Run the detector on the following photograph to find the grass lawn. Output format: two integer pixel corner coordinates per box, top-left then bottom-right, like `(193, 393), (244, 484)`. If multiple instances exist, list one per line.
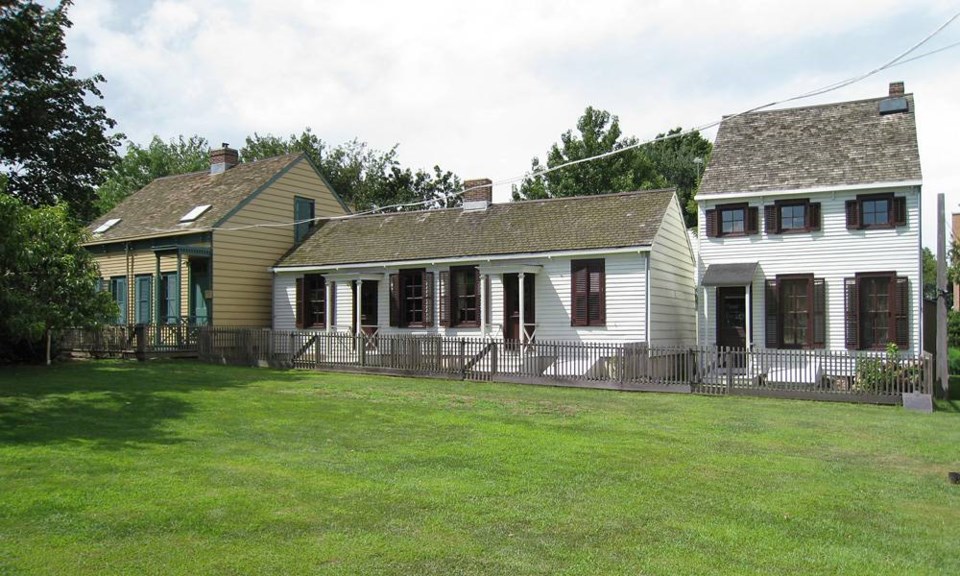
(0, 362), (958, 575)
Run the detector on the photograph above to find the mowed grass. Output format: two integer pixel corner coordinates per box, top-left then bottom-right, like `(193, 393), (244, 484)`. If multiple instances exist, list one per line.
(0, 362), (957, 575)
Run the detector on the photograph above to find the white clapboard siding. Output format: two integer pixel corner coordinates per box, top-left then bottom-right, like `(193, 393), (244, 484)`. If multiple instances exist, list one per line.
(697, 186), (921, 352)
(649, 195), (698, 346)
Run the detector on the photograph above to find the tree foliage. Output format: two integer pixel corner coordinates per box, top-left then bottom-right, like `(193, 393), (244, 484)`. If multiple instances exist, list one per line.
(96, 135), (210, 214)
(241, 129), (461, 212)
(0, 0), (120, 222)
(0, 193), (115, 363)
(512, 107), (711, 227)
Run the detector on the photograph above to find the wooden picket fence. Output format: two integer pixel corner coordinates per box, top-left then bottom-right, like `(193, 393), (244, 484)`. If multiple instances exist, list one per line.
(192, 327), (933, 405)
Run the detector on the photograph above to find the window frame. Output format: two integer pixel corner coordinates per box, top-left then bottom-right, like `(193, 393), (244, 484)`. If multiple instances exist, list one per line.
(705, 203), (759, 238)
(719, 203), (747, 237)
(571, 259), (606, 327)
(293, 196), (316, 243)
(449, 265), (479, 328)
(765, 274), (825, 349)
(303, 274), (327, 329)
(844, 272), (910, 350)
(110, 276), (128, 325)
(846, 193), (906, 230)
(392, 269), (433, 329)
(159, 272), (179, 325)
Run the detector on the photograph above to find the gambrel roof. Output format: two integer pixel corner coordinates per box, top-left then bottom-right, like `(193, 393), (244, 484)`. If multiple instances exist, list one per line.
(86, 153), (310, 243)
(277, 189), (676, 268)
(699, 94), (921, 196)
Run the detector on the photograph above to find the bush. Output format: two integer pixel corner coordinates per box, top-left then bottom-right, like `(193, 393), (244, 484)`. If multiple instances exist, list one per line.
(949, 310), (960, 348)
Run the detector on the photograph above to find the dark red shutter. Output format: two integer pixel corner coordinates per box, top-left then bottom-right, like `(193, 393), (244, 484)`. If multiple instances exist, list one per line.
(295, 277), (304, 328)
(439, 270), (450, 327)
(893, 197), (907, 227)
(764, 205), (778, 235)
(389, 273), (399, 327)
(746, 207), (759, 235)
(808, 202), (821, 232)
(812, 278), (825, 348)
(765, 279), (778, 348)
(894, 276), (909, 348)
(590, 261), (605, 325)
(484, 274), (491, 325)
(844, 277), (859, 349)
(571, 262), (588, 326)
(329, 282), (336, 327)
(705, 209), (717, 238)
(845, 200), (859, 229)
(423, 271), (434, 327)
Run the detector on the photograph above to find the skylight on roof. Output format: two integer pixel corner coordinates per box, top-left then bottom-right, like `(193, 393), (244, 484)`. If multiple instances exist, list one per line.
(180, 204), (212, 223)
(93, 218), (120, 234)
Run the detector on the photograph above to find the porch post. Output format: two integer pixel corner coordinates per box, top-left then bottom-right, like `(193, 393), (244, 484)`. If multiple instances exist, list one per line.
(176, 250), (183, 322)
(479, 273), (487, 335)
(355, 280), (363, 336)
(325, 280), (333, 333)
(745, 283), (752, 348)
(518, 272), (526, 345)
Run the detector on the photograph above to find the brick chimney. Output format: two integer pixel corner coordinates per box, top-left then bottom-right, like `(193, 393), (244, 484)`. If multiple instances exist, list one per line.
(889, 81), (905, 97)
(210, 143), (239, 174)
(462, 178), (492, 210)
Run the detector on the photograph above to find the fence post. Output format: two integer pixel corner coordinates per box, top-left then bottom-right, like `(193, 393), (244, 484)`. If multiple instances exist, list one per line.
(490, 341), (499, 378)
(134, 324), (146, 362)
(459, 338), (467, 379)
(725, 349), (733, 395)
(359, 334), (367, 367)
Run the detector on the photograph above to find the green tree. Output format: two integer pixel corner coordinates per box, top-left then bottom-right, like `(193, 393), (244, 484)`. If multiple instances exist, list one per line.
(242, 129), (460, 212)
(96, 135), (210, 214)
(0, 193), (115, 364)
(512, 107), (711, 227)
(642, 127), (712, 227)
(0, 0), (120, 222)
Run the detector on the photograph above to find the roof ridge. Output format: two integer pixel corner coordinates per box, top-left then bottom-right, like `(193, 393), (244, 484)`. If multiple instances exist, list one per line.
(145, 151), (303, 183)
(722, 93), (914, 119)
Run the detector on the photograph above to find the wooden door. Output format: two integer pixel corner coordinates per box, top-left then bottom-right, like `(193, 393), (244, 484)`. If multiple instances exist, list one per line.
(716, 286), (747, 349)
(503, 274), (535, 343)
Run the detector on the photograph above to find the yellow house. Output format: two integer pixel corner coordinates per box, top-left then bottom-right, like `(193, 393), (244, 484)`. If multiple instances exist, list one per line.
(85, 145), (348, 327)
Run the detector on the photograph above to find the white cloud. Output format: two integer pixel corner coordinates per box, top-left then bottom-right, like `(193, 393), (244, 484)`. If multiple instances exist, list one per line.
(63, 0), (960, 243)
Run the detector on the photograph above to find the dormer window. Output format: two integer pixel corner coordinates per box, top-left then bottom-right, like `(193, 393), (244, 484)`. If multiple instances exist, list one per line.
(180, 205), (211, 223)
(93, 218), (120, 234)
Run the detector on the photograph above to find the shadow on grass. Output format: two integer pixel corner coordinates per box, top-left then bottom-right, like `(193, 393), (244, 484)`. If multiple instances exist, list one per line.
(936, 375), (960, 413)
(0, 360), (308, 449)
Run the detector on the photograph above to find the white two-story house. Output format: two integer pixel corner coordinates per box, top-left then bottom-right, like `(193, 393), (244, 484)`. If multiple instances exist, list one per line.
(696, 82), (922, 353)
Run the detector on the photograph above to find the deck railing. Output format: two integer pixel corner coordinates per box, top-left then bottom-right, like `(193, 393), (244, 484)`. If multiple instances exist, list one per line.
(190, 328), (933, 404)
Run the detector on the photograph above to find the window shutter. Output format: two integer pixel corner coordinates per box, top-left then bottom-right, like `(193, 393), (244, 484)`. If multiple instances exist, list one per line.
(484, 274), (491, 325)
(295, 277), (304, 329)
(389, 273), (399, 327)
(571, 263), (588, 326)
(704, 209), (717, 238)
(765, 279), (778, 348)
(764, 205), (778, 234)
(893, 197), (907, 227)
(812, 278), (826, 348)
(844, 277), (859, 349)
(330, 282), (336, 327)
(808, 202), (821, 232)
(894, 276), (909, 348)
(845, 200), (859, 229)
(590, 262), (606, 325)
(746, 207), (759, 235)
(439, 270), (450, 327)
(423, 271), (434, 327)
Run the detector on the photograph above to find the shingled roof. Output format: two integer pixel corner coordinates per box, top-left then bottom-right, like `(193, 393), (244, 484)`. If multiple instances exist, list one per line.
(699, 93), (921, 196)
(86, 153), (304, 243)
(278, 189), (675, 268)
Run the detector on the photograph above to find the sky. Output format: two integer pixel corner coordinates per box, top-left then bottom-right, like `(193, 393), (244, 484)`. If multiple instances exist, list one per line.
(60, 0), (960, 249)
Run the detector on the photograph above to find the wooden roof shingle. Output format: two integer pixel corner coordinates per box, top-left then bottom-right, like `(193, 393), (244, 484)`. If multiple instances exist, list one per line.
(278, 189), (676, 268)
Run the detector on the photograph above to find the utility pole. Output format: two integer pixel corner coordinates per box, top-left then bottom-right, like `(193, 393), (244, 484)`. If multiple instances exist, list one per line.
(937, 193), (948, 397)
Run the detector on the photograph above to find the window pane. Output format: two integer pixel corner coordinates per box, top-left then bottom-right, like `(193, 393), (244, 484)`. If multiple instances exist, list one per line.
(861, 199), (889, 226)
(403, 271), (424, 325)
(453, 268), (477, 324)
(721, 208), (744, 234)
(780, 278), (809, 346)
(780, 205), (806, 230)
(860, 276), (890, 347)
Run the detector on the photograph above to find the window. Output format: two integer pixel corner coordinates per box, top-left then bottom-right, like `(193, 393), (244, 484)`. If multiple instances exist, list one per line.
(844, 273), (909, 350)
(295, 274), (331, 329)
(110, 277), (128, 324)
(135, 275), (152, 324)
(179, 205), (211, 223)
(704, 204), (759, 237)
(93, 218), (120, 234)
(389, 269), (434, 328)
(845, 194), (907, 230)
(571, 259), (605, 326)
(764, 200), (821, 234)
(765, 275), (825, 349)
(440, 266), (479, 327)
(294, 196), (315, 243)
(159, 272), (178, 325)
